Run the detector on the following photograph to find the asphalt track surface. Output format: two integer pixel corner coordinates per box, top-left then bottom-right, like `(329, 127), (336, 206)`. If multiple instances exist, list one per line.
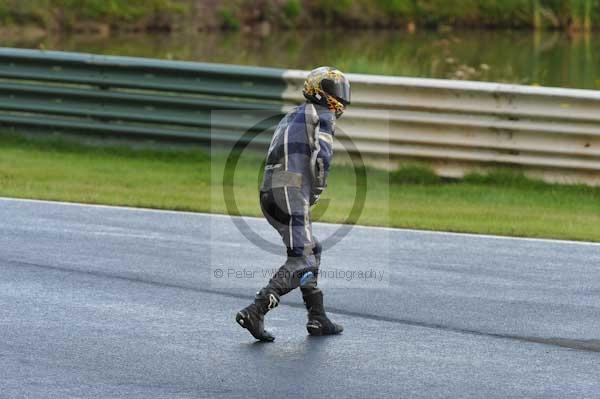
(1, 197), (599, 398)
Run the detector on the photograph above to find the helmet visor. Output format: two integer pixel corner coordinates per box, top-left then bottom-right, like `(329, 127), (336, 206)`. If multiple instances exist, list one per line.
(321, 78), (351, 105)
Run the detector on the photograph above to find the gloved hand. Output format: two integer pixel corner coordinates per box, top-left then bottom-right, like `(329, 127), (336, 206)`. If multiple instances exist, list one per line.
(310, 193), (320, 206)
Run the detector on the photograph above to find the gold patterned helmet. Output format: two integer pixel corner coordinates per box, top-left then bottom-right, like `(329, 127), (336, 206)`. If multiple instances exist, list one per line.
(303, 66), (351, 118)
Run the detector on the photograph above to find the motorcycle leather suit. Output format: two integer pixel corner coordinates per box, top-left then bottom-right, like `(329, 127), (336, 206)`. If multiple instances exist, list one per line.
(258, 101), (335, 296)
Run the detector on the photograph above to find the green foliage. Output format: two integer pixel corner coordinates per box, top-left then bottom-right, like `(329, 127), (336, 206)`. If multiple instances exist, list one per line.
(283, 0), (302, 20)
(0, 0), (51, 26)
(62, 0), (184, 22)
(464, 168), (549, 189)
(375, 0), (413, 15)
(476, 0), (533, 27)
(1, 0), (600, 30)
(0, 0), (183, 29)
(0, 2), (9, 21)
(299, 0), (600, 30)
(309, 0), (353, 23)
(217, 7), (240, 30)
(391, 164), (441, 185)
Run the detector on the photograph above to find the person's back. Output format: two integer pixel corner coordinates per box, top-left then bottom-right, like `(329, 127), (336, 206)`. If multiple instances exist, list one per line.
(236, 66), (350, 342)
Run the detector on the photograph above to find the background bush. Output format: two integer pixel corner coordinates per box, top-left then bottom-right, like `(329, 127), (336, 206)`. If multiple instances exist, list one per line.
(1, 0), (599, 31)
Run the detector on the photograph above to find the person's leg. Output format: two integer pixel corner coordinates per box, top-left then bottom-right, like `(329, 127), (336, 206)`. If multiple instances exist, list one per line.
(259, 188), (318, 296)
(236, 191), (285, 342)
(299, 230), (343, 336)
(259, 191), (342, 336)
(300, 278), (343, 336)
(236, 189), (317, 341)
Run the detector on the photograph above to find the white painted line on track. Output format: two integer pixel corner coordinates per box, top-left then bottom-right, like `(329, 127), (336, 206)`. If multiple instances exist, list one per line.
(1, 196), (598, 247)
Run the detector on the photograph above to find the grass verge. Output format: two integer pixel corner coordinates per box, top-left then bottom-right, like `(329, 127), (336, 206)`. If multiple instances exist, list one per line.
(1, 131), (599, 242)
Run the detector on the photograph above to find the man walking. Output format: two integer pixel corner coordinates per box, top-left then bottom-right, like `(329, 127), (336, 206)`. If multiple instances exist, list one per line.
(236, 67), (351, 342)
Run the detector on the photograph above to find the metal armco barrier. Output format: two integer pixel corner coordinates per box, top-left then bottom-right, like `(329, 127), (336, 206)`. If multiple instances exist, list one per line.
(0, 48), (286, 146)
(1, 48), (600, 185)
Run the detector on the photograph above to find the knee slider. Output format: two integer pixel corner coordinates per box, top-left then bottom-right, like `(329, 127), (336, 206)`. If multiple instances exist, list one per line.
(299, 271), (317, 288)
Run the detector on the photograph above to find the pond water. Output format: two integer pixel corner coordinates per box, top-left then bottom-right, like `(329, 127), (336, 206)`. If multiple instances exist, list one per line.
(2, 29), (599, 90)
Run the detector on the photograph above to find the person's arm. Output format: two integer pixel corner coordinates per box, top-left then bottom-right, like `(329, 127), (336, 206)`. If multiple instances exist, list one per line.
(310, 110), (335, 206)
